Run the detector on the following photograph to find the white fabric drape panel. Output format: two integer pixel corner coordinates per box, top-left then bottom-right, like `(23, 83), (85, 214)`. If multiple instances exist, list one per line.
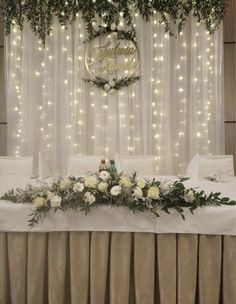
(0, 232), (236, 304)
(6, 16), (224, 175)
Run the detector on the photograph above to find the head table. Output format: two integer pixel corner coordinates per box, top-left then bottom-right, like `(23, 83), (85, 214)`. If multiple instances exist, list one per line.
(0, 175), (235, 304)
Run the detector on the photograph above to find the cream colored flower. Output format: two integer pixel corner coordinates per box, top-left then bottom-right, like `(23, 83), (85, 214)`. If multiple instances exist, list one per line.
(84, 192), (96, 205)
(47, 191), (54, 199)
(110, 23), (117, 31)
(184, 190), (195, 203)
(99, 171), (110, 181)
(137, 179), (146, 189)
(110, 185), (122, 196)
(50, 195), (62, 208)
(73, 182), (84, 193)
(104, 83), (111, 91)
(133, 187), (143, 199)
(33, 196), (46, 208)
(119, 177), (133, 188)
(98, 182), (108, 192)
(147, 186), (160, 200)
(109, 80), (116, 88)
(84, 176), (98, 188)
(59, 177), (72, 190)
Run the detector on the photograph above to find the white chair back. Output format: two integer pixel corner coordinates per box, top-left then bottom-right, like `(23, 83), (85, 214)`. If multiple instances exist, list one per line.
(0, 156), (33, 176)
(67, 155), (104, 175)
(120, 156), (157, 175)
(186, 154), (235, 179)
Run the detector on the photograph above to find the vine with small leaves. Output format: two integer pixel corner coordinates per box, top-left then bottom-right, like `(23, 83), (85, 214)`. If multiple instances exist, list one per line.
(1, 0), (228, 45)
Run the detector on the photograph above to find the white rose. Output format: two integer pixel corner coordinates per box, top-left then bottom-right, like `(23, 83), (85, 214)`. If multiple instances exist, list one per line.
(92, 21), (99, 31)
(184, 190), (195, 203)
(50, 195), (62, 208)
(160, 181), (172, 193)
(133, 187), (143, 199)
(119, 177), (133, 188)
(84, 192), (96, 205)
(104, 83), (111, 91)
(109, 80), (116, 88)
(98, 182), (108, 192)
(110, 185), (122, 196)
(73, 182), (84, 193)
(59, 177), (72, 190)
(137, 179), (146, 189)
(84, 176), (98, 188)
(109, 89), (116, 94)
(147, 186), (160, 200)
(99, 170), (110, 181)
(110, 23), (117, 31)
(32, 196), (46, 208)
(47, 191), (54, 199)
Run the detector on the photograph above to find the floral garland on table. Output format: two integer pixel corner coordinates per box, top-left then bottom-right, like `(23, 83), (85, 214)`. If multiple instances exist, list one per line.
(1, 171), (236, 228)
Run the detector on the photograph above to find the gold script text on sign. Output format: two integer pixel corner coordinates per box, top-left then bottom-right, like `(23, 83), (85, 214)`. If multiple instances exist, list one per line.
(85, 34), (140, 78)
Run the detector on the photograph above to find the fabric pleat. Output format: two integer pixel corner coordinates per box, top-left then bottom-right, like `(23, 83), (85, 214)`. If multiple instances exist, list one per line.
(70, 232), (90, 304)
(48, 232), (68, 304)
(7, 233), (27, 304)
(134, 233), (155, 304)
(27, 233), (47, 304)
(223, 235), (236, 304)
(90, 232), (110, 304)
(157, 234), (177, 304)
(177, 234), (198, 304)
(199, 235), (222, 304)
(0, 233), (9, 304)
(110, 232), (132, 304)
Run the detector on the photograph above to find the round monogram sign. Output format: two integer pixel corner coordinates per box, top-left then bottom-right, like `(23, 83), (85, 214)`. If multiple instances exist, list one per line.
(85, 32), (140, 89)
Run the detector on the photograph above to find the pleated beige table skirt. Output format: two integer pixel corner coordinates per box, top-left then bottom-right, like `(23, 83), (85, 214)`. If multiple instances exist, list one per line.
(0, 232), (236, 304)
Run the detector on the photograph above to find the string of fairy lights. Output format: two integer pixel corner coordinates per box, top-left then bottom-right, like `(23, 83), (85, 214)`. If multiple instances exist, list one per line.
(5, 14), (223, 175)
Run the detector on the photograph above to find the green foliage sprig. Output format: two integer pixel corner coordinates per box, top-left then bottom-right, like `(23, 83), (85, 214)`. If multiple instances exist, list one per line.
(84, 76), (140, 92)
(1, 0), (228, 44)
(1, 172), (235, 228)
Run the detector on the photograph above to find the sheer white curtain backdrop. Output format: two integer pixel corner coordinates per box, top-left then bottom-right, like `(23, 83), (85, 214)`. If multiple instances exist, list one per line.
(5, 15), (224, 176)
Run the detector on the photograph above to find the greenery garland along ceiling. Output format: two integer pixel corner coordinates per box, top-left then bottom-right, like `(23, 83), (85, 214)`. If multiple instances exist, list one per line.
(1, 0), (228, 91)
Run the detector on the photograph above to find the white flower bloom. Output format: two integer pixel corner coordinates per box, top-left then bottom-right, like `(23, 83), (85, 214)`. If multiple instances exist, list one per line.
(109, 80), (116, 88)
(184, 190), (195, 203)
(73, 182), (84, 193)
(99, 170), (110, 181)
(84, 192), (96, 205)
(47, 191), (54, 199)
(104, 83), (111, 91)
(116, 24), (122, 31)
(110, 23), (117, 31)
(110, 185), (122, 196)
(133, 187), (143, 199)
(84, 176), (98, 188)
(92, 21), (99, 31)
(98, 182), (108, 192)
(33, 196), (46, 208)
(119, 177), (133, 188)
(50, 195), (62, 208)
(137, 179), (146, 189)
(59, 177), (72, 190)
(160, 181), (172, 193)
(147, 186), (160, 200)
(109, 89), (116, 94)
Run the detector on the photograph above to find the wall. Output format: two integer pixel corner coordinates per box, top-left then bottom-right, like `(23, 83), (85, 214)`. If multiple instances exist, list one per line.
(224, 0), (236, 170)
(0, 3), (235, 166)
(0, 6), (6, 155)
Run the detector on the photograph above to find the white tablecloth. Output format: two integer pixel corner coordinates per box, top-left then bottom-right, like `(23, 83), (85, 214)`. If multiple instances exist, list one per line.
(0, 175), (236, 234)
